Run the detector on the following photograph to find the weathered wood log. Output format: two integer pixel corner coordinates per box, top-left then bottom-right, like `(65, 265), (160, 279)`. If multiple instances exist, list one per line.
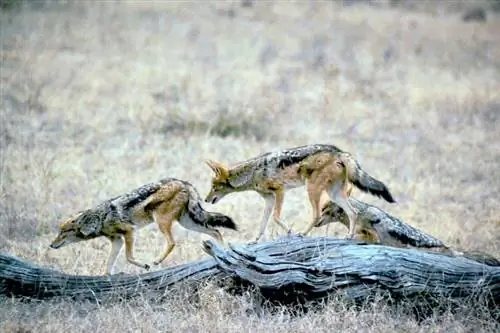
(0, 254), (227, 301)
(203, 236), (500, 309)
(2, 235), (499, 313)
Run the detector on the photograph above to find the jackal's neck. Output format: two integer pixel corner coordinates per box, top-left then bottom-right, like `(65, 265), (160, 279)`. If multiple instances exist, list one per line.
(75, 208), (107, 238)
(229, 160), (255, 176)
(225, 163), (256, 190)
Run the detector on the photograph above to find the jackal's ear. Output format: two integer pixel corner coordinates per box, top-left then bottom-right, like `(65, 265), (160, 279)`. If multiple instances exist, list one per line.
(205, 159), (229, 179)
(78, 213), (101, 237)
(80, 221), (99, 236)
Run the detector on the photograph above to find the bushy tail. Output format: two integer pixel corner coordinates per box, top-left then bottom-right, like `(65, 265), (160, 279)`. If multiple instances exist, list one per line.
(206, 212), (238, 231)
(186, 186), (237, 231)
(339, 153), (396, 203)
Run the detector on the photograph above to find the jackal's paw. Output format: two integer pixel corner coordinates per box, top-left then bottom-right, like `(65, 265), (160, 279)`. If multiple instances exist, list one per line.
(344, 233), (355, 240)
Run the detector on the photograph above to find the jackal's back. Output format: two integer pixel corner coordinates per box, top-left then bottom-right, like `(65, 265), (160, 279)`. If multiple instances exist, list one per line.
(370, 209), (445, 248)
(273, 144), (343, 170)
(110, 178), (180, 221)
(349, 198), (445, 248)
(231, 144), (343, 183)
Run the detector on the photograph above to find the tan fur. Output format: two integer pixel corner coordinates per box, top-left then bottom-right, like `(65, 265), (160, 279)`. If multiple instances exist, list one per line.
(298, 152), (357, 237)
(355, 228), (381, 244)
(205, 160), (301, 242)
(50, 178), (236, 275)
(204, 144), (394, 243)
(316, 201), (383, 245)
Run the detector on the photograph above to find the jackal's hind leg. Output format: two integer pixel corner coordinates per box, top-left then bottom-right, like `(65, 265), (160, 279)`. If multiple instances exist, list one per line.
(123, 229), (151, 271)
(105, 236), (124, 275)
(153, 215), (176, 266)
(328, 181), (358, 240)
(300, 181), (324, 236)
(272, 189), (293, 236)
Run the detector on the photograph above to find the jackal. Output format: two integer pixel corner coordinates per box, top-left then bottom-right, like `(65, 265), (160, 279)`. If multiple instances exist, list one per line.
(50, 178), (237, 275)
(316, 197), (447, 250)
(316, 198), (500, 266)
(204, 144), (395, 242)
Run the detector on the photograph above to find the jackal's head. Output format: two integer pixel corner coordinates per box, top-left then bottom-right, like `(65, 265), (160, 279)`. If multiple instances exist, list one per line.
(316, 201), (345, 228)
(49, 210), (100, 249)
(204, 159), (233, 204)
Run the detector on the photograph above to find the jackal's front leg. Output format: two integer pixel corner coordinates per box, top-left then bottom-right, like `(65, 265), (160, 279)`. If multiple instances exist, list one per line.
(105, 236), (124, 275)
(153, 214), (177, 266)
(123, 229), (151, 271)
(252, 194), (275, 243)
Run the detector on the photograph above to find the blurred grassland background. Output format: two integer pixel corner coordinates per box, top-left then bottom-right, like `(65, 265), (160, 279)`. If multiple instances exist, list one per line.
(1, 0), (499, 332)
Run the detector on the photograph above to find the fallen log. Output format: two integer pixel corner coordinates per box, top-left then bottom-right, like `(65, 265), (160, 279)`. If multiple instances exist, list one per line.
(0, 254), (226, 302)
(203, 236), (500, 314)
(1, 236), (499, 311)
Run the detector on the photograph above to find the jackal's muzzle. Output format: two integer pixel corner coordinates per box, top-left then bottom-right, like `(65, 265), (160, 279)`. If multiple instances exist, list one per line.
(205, 195), (220, 204)
(204, 190), (222, 204)
(49, 239), (65, 249)
(315, 215), (332, 228)
(49, 232), (74, 249)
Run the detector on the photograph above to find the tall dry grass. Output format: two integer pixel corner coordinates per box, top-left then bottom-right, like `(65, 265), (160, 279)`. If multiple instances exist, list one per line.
(1, 0), (499, 332)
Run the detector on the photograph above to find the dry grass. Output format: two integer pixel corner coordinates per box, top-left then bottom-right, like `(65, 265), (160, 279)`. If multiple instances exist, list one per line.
(1, 0), (499, 331)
